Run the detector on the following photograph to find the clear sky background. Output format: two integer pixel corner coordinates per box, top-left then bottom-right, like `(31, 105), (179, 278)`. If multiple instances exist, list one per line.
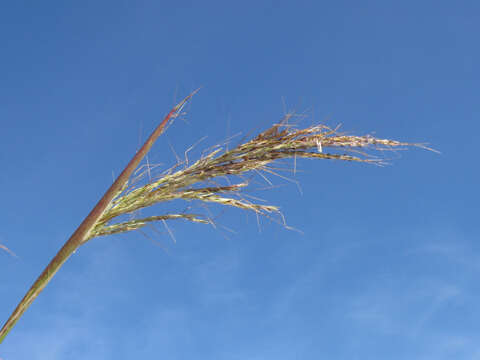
(0, 1), (478, 359)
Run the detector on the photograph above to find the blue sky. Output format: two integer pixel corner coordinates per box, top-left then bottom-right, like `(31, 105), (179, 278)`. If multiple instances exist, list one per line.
(0, 1), (478, 359)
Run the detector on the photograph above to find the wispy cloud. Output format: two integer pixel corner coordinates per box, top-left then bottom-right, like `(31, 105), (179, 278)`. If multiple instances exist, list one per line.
(193, 252), (247, 307)
(0, 242), (127, 359)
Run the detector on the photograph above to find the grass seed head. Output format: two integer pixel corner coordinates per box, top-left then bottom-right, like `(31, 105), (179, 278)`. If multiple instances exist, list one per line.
(86, 116), (431, 242)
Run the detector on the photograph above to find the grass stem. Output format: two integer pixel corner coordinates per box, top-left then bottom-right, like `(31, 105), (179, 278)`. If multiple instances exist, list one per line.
(0, 90), (199, 344)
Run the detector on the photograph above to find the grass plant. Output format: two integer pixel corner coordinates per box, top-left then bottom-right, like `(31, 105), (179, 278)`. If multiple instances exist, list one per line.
(0, 245), (16, 258)
(0, 91), (432, 344)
